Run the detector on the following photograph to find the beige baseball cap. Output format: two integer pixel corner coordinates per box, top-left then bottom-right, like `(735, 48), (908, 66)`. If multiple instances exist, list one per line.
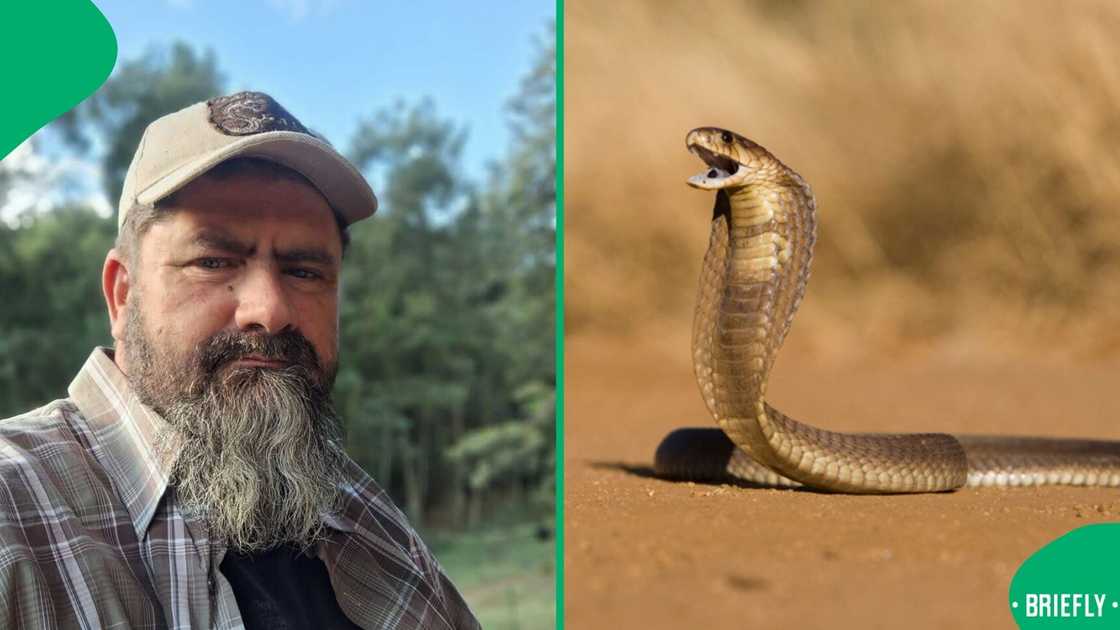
(117, 91), (377, 230)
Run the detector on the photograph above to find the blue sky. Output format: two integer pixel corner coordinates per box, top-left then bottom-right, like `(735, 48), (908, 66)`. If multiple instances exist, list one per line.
(94, 0), (554, 179)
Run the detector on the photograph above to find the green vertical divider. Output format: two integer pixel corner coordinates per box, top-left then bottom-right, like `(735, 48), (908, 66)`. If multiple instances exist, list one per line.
(554, 0), (566, 628)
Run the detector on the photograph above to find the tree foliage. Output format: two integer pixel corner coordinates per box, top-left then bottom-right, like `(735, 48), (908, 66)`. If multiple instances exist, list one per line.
(0, 207), (115, 409)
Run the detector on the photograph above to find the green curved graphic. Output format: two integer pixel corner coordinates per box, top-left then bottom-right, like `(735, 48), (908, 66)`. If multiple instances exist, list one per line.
(1009, 524), (1120, 628)
(0, 0), (117, 159)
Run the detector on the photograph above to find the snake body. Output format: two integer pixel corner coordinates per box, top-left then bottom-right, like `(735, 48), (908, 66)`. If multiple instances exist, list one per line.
(653, 127), (1120, 493)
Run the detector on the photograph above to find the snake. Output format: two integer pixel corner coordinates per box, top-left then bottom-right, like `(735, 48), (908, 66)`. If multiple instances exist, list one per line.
(652, 127), (1120, 493)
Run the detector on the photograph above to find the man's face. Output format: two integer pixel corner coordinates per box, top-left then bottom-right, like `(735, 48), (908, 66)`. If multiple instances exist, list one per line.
(113, 169), (349, 552)
(132, 171), (343, 380)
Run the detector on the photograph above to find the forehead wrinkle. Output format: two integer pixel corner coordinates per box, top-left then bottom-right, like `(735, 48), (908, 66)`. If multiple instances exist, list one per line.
(188, 227), (255, 256)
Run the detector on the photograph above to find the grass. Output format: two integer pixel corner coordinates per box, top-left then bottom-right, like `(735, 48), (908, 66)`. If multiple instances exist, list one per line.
(429, 520), (555, 630)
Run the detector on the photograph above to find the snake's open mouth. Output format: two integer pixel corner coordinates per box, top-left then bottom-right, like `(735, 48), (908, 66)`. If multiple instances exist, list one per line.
(688, 143), (741, 189)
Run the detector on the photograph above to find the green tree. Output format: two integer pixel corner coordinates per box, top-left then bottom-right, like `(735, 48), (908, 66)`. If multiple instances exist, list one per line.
(337, 21), (557, 523)
(0, 206), (116, 415)
(445, 24), (558, 518)
(338, 99), (477, 525)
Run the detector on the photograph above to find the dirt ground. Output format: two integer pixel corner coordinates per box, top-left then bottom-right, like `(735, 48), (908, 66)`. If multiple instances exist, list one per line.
(564, 329), (1120, 630)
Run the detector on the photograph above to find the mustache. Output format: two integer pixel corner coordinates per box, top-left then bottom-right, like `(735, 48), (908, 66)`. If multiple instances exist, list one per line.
(197, 329), (324, 377)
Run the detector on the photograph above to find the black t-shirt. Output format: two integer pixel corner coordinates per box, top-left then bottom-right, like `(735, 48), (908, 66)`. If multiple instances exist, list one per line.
(219, 544), (361, 629)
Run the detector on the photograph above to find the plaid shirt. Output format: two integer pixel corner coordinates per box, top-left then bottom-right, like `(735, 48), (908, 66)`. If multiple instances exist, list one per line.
(0, 348), (480, 630)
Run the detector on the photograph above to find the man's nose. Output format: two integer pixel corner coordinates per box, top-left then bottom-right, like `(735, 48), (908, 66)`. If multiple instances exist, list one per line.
(233, 267), (295, 334)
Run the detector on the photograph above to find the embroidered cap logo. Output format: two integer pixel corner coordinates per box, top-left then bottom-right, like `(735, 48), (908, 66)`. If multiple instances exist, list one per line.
(207, 91), (312, 136)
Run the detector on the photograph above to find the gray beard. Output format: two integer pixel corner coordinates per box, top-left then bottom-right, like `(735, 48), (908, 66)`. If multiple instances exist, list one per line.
(123, 300), (347, 553)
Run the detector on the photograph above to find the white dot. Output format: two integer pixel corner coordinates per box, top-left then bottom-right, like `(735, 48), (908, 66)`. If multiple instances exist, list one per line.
(1012, 602), (1018, 608)
(1113, 602), (1118, 609)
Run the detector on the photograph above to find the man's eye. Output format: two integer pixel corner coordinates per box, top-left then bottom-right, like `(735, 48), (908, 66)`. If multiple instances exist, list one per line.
(194, 258), (231, 270)
(287, 268), (322, 280)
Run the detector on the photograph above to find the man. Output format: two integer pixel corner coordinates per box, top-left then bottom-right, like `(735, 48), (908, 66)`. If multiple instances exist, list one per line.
(0, 91), (480, 629)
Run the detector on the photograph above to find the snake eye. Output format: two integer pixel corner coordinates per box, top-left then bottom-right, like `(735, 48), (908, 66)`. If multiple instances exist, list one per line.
(720, 131), (733, 143)
(708, 169), (719, 178)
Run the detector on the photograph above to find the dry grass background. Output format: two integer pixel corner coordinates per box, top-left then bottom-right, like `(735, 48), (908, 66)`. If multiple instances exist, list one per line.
(566, 0), (1120, 359)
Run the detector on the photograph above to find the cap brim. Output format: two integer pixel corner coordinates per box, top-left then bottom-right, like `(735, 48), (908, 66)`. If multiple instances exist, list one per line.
(135, 131), (377, 224)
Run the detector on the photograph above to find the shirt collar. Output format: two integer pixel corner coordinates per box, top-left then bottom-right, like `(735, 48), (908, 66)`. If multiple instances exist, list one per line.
(67, 347), (181, 540)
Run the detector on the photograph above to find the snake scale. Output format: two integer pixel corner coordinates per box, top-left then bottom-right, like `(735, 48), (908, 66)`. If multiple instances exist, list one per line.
(653, 127), (1120, 493)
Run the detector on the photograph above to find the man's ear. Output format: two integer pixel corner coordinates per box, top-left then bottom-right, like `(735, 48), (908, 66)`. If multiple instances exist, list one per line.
(103, 248), (132, 343)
